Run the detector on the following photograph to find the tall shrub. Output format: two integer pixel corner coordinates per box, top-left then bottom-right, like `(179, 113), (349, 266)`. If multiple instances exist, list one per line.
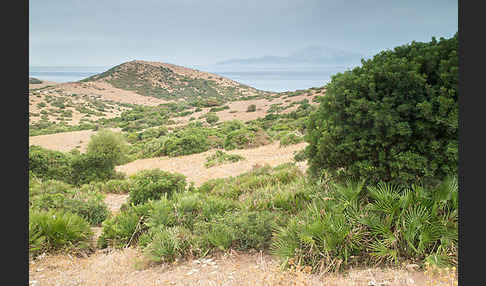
(305, 34), (458, 186)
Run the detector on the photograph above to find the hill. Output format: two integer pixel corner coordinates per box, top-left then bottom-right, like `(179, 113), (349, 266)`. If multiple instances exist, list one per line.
(80, 60), (270, 105)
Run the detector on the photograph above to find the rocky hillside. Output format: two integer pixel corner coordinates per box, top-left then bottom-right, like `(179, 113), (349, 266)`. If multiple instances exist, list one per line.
(80, 60), (271, 105)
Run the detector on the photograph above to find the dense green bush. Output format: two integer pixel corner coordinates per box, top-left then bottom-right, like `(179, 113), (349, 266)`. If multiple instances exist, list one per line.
(29, 146), (72, 181)
(87, 129), (130, 165)
(247, 104), (257, 112)
(128, 169), (187, 205)
(305, 34), (458, 186)
(98, 202), (154, 248)
(29, 179), (109, 225)
(163, 130), (210, 156)
(29, 210), (93, 256)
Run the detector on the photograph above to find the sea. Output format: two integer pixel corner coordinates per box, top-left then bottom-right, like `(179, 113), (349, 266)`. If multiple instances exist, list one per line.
(29, 64), (358, 92)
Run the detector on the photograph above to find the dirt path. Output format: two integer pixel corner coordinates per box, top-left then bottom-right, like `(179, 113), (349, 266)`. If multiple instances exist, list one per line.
(103, 194), (130, 214)
(29, 248), (439, 286)
(116, 142), (307, 186)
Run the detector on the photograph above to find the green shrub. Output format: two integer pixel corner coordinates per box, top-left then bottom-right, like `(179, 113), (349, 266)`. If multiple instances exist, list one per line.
(204, 150), (245, 168)
(28, 146), (72, 182)
(139, 126), (168, 140)
(29, 210), (92, 256)
(247, 104), (257, 112)
(279, 133), (304, 146)
(194, 210), (276, 251)
(223, 128), (271, 150)
(87, 129), (130, 165)
(163, 127), (211, 157)
(305, 34), (458, 186)
(205, 112), (219, 124)
(144, 226), (193, 262)
(102, 179), (133, 194)
(98, 202), (154, 248)
(29, 179), (109, 226)
(128, 169), (187, 205)
(69, 153), (116, 185)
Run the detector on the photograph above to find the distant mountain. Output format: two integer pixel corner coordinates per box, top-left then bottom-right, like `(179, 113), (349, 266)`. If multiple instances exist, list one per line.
(29, 77), (43, 84)
(216, 45), (365, 66)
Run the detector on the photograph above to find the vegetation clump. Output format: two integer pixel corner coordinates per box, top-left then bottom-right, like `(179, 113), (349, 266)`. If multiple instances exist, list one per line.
(247, 104), (257, 112)
(204, 150), (245, 168)
(305, 34), (458, 186)
(128, 169), (187, 205)
(29, 210), (93, 257)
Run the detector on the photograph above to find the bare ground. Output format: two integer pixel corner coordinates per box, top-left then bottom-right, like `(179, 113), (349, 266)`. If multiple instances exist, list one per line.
(116, 142), (308, 186)
(29, 247), (452, 286)
(103, 194), (130, 214)
(29, 128), (122, 153)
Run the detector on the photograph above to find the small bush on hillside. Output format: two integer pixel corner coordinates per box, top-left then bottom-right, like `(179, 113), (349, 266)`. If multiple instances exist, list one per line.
(247, 104), (257, 112)
(205, 112), (219, 124)
(128, 169), (187, 205)
(29, 146), (72, 182)
(279, 133), (304, 146)
(69, 153), (117, 186)
(29, 210), (92, 256)
(139, 126), (168, 140)
(144, 226), (193, 263)
(204, 150), (245, 168)
(163, 128), (211, 157)
(209, 105), (230, 112)
(29, 77), (43, 84)
(137, 137), (169, 158)
(223, 128), (272, 150)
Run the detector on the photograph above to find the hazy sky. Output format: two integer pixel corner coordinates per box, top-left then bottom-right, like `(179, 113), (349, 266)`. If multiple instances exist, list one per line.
(29, 0), (457, 67)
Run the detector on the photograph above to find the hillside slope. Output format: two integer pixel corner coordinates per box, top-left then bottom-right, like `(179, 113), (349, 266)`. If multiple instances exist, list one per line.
(80, 60), (270, 104)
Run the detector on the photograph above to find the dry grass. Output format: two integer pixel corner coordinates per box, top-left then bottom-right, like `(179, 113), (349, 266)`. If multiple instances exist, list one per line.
(116, 142), (308, 186)
(29, 247), (455, 286)
(29, 87), (129, 125)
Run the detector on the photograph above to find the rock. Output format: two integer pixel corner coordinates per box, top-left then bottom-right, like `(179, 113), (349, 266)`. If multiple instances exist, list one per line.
(406, 264), (420, 271)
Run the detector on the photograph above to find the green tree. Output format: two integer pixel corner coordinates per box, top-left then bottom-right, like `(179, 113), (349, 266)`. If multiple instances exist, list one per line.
(305, 33), (458, 186)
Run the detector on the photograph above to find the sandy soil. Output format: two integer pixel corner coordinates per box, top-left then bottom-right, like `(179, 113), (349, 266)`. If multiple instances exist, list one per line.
(29, 87), (129, 125)
(28, 248), (445, 286)
(56, 81), (171, 106)
(168, 92), (321, 127)
(103, 194), (130, 214)
(116, 142), (307, 186)
(29, 128), (121, 153)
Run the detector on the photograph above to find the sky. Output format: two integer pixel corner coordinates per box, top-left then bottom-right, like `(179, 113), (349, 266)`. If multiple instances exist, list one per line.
(29, 0), (458, 67)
